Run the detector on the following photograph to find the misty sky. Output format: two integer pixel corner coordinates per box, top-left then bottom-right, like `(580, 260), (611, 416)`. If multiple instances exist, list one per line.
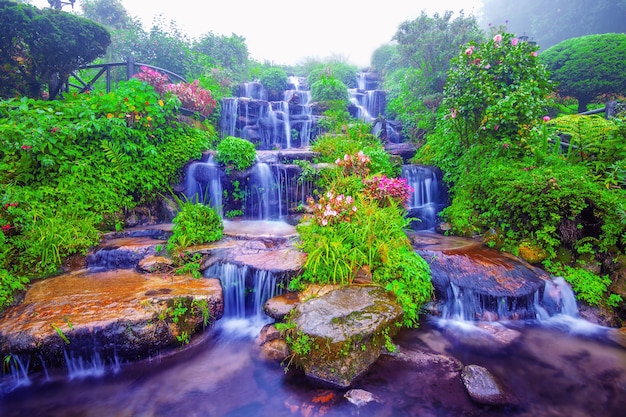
(31, 0), (484, 67)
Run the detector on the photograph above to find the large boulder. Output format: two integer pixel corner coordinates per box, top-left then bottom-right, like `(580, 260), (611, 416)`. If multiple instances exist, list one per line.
(289, 285), (404, 388)
(0, 270), (223, 371)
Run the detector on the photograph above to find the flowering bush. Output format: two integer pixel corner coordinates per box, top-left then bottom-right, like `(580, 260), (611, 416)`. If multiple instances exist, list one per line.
(167, 80), (217, 118)
(135, 66), (217, 118)
(363, 175), (413, 207)
(134, 66), (170, 95)
(442, 31), (554, 151)
(307, 192), (358, 227)
(335, 151), (371, 178)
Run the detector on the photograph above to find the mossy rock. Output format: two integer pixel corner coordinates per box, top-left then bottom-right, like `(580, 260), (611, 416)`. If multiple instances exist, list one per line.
(518, 241), (548, 264)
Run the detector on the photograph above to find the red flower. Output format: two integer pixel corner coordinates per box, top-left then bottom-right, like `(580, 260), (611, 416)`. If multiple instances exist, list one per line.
(1, 224), (10, 232)
(51, 127), (58, 133)
(21, 145), (32, 150)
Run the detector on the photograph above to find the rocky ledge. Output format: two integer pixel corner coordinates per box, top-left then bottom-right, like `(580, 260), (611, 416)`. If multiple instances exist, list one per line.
(0, 270), (223, 370)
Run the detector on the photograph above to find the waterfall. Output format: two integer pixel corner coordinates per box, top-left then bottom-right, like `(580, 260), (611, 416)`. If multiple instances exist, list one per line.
(401, 165), (447, 230)
(437, 276), (583, 324)
(245, 161), (281, 220)
(203, 262), (284, 337)
(182, 155), (223, 217)
(220, 98), (238, 138)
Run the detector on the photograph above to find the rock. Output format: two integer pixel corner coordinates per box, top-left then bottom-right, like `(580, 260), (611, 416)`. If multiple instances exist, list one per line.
(256, 324), (289, 362)
(264, 292), (299, 321)
(0, 270), (223, 370)
(607, 327), (626, 348)
(344, 388), (382, 407)
(417, 242), (550, 320)
(460, 364), (517, 406)
(290, 285), (404, 388)
(138, 255), (174, 273)
(440, 322), (521, 354)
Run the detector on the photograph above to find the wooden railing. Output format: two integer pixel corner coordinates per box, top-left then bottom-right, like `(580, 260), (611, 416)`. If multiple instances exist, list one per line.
(53, 56), (187, 99)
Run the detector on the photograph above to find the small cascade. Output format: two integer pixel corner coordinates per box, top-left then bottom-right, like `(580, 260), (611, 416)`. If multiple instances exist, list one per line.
(63, 350), (106, 380)
(203, 262), (285, 337)
(284, 76), (313, 147)
(259, 101), (291, 149)
(0, 355), (31, 393)
(220, 98), (238, 137)
(245, 161), (282, 220)
(240, 82), (266, 100)
(437, 275), (581, 323)
(401, 165), (448, 230)
(182, 155), (223, 216)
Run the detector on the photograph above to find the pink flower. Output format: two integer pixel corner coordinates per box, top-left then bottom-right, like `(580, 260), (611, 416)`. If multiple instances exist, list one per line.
(21, 145), (32, 150)
(450, 108), (457, 119)
(494, 125), (500, 131)
(543, 116), (551, 122)
(493, 34), (502, 43)
(503, 143), (509, 148)
(465, 47), (473, 56)
(531, 51), (538, 57)
(484, 64), (491, 70)
(511, 38), (519, 46)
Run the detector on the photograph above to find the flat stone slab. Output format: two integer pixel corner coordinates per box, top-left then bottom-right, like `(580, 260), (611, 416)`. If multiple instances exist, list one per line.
(0, 270), (223, 368)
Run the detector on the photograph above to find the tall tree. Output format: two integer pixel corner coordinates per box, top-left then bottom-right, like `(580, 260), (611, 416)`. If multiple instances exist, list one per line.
(192, 32), (249, 82)
(540, 33), (626, 112)
(0, 1), (110, 99)
(393, 10), (484, 93)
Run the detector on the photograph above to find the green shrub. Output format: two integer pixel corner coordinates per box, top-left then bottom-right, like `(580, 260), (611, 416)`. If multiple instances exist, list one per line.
(310, 75), (349, 103)
(215, 136), (256, 172)
(260, 67), (288, 92)
(166, 198), (223, 252)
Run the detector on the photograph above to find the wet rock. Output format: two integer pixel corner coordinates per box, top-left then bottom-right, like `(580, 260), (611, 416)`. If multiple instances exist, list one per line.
(255, 324), (289, 362)
(460, 364), (517, 406)
(138, 255), (174, 273)
(344, 388), (383, 407)
(607, 327), (626, 348)
(0, 270), (223, 370)
(290, 285), (404, 388)
(439, 322), (521, 354)
(264, 292), (300, 321)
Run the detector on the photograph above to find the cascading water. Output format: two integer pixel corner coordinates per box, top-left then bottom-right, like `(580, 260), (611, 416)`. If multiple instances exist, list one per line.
(245, 161), (281, 220)
(182, 154), (223, 216)
(401, 165), (448, 230)
(204, 262), (285, 338)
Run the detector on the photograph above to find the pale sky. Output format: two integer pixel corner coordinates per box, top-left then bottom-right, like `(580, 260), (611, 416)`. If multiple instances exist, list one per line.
(31, 0), (484, 67)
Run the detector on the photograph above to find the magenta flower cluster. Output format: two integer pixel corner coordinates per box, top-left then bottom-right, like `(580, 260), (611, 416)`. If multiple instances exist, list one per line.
(307, 192), (358, 227)
(364, 175), (414, 207)
(135, 67), (217, 117)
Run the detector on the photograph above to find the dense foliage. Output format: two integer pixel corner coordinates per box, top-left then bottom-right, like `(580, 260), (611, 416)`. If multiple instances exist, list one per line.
(166, 198), (223, 253)
(416, 31), (626, 312)
(540, 33), (626, 112)
(385, 11), (484, 142)
(0, 80), (216, 310)
(215, 136), (257, 172)
(294, 140), (432, 327)
(0, 0), (111, 99)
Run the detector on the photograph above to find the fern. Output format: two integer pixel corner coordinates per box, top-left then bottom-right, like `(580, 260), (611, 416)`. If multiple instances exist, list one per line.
(101, 139), (131, 171)
(548, 114), (617, 162)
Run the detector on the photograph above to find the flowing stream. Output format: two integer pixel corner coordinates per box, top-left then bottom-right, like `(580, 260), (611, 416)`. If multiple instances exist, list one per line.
(1, 246), (625, 417)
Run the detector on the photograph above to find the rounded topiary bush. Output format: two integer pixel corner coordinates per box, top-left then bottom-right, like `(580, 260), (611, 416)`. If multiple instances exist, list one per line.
(311, 76), (350, 103)
(216, 136), (257, 172)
